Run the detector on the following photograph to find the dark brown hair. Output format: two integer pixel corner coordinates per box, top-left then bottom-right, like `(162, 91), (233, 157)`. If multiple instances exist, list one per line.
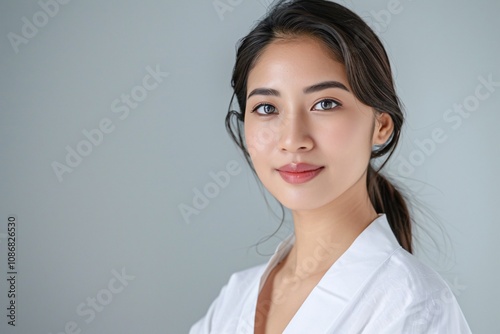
(225, 0), (413, 253)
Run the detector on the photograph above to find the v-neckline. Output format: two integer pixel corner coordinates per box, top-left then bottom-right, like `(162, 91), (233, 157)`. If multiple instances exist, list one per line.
(249, 213), (399, 333)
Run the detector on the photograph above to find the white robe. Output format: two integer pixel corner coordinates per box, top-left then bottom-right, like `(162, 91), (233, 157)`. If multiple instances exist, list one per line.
(190, 214), (472, 333)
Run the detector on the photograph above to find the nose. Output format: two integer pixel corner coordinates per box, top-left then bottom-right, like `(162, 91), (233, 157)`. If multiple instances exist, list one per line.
(278, 111), (314, 153)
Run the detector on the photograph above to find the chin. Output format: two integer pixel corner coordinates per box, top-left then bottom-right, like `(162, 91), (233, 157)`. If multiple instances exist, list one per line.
(270, 187), (334, 212)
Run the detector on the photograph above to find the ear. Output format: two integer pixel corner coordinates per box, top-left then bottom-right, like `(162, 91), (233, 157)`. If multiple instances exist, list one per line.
(372, 112), (394, 146)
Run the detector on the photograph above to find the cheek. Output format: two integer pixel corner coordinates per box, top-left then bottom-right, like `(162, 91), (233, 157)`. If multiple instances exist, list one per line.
(244, 119), (279, 159)
(316, 116), (372, 156)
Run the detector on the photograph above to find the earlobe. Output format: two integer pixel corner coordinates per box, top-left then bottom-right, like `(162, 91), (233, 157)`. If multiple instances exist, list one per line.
(372, 112), (394, 146)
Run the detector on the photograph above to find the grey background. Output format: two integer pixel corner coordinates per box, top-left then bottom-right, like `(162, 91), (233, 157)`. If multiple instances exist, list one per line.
(0, 0), (498, 333)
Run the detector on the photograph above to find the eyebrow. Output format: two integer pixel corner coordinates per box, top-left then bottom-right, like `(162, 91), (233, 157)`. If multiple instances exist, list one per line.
(304, 81), (350, 94)
(247, 80), (350, 99)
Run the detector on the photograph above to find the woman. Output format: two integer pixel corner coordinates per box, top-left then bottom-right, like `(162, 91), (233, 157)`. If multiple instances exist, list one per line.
(190, 0), (472, 333)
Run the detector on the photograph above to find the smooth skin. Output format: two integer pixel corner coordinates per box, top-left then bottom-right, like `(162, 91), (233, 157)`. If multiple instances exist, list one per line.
(244, 35), (394, 334)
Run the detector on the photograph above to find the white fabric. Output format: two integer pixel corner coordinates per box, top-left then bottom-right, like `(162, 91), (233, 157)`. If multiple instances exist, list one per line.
(189, 214), (472, 333)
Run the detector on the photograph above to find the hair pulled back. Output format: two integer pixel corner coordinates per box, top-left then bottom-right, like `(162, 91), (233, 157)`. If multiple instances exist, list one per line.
(225, 0), (412, 253)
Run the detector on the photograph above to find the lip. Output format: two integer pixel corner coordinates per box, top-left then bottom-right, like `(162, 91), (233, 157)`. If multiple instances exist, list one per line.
(276, 163), (324, 184)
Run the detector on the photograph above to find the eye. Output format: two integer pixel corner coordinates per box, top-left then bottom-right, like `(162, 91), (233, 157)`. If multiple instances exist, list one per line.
(252, 103), (277, 115)
(312, 99), (341, 111)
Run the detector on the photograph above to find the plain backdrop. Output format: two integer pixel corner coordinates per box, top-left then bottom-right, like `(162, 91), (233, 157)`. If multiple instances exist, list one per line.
(0, 0), (498, 333)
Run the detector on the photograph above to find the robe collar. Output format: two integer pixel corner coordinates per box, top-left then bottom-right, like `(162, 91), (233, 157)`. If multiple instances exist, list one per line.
(237, 213), (403, 333)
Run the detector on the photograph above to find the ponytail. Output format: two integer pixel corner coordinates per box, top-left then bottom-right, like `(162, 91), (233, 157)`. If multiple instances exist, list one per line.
(367, 164), (412, 253)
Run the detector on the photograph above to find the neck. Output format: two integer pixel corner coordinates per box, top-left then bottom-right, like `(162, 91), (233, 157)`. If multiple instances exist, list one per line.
(282, 172), (379, 278)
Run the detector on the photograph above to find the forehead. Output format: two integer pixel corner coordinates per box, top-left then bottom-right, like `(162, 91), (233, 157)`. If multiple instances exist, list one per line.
(247, 36), (348, 88)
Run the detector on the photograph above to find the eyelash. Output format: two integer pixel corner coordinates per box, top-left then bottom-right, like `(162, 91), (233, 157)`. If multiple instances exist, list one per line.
(313, 99), (341, 111)
(251, 99), (342, 115)
(252, 103), (276, 115)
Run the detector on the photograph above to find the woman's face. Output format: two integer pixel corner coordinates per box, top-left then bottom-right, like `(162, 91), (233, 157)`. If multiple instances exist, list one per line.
(244, 35), (393, 211)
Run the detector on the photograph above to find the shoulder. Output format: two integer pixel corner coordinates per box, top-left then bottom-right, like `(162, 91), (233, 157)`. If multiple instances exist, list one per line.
(219, 264), (266, 299)
(227, 262), (267, 285)
(189, 262), (267, 334)
(211, 261), (269, 308)
(384, 247), (450, 292)
(369, 247), (458, 308)
(361, 247), (472, 333)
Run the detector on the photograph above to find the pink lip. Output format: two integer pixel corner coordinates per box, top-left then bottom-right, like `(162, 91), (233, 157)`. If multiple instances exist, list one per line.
(276, 163), (324, 184)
